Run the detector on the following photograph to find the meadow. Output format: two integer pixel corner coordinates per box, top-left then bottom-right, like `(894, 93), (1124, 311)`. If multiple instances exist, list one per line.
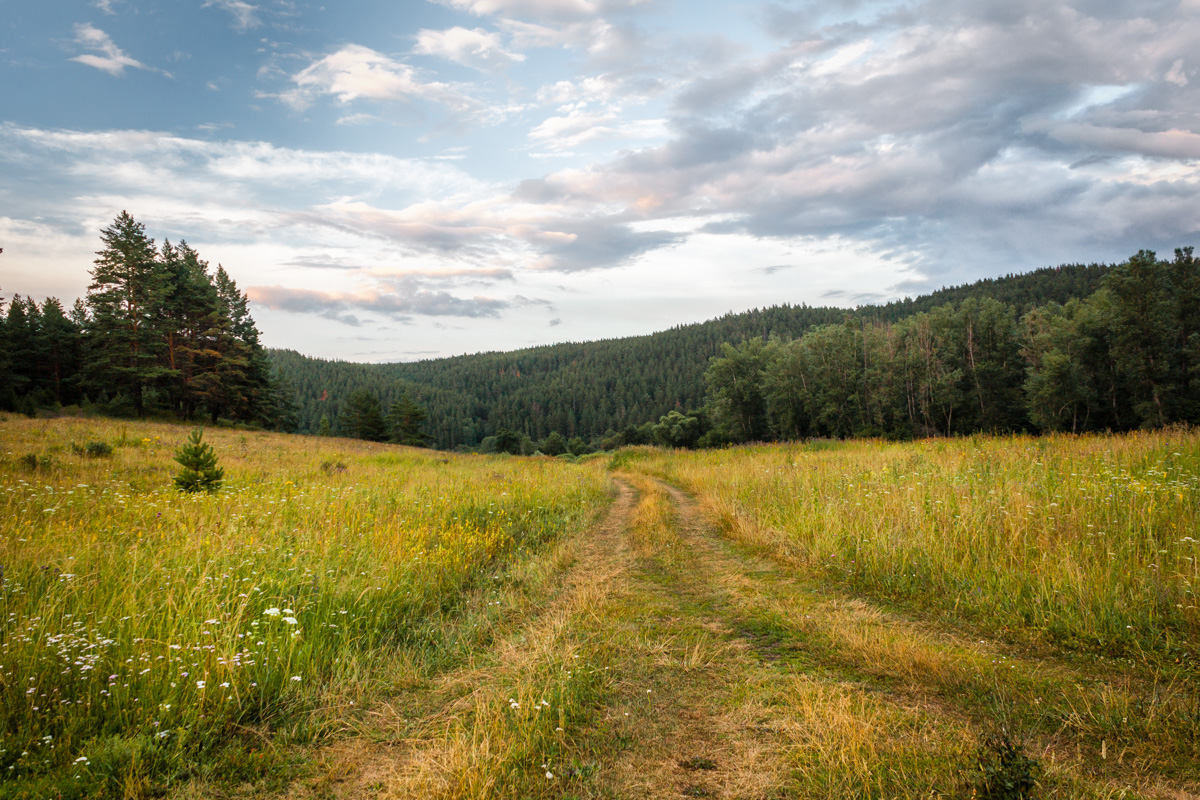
(617, 430), (1200, 662)
(2, 416), (1198, 799)
(0, 415), (609, 798)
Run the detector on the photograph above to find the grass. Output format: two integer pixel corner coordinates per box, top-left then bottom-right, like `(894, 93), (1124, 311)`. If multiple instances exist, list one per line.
(620, 430), (1200, 664)
(4, 416), (1199, 798)
(0, 415), (608, 798)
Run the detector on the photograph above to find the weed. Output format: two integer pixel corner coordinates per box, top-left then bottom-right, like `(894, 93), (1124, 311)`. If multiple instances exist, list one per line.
(973, 732), (1041, 800)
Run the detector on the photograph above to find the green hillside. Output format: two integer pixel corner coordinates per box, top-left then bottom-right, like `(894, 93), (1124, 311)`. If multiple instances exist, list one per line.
(269, 262), (1112, 448)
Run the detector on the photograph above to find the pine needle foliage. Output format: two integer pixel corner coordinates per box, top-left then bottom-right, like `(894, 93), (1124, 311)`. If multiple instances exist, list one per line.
(173, 428), (224, 493)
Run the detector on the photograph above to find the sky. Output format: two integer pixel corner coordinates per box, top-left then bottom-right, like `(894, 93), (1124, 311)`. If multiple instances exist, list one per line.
(2, 0), (1199, 362)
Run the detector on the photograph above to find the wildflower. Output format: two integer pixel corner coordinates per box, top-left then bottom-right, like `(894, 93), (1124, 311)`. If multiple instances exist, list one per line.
(196, 680), (206, 689)
(263, 608), (281, 617)
(291, 676), (302, 682)
(282, 617), (298, 625)
(545, 771), (554, 779)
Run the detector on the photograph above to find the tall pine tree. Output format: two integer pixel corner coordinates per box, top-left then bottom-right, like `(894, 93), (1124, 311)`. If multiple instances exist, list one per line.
(85, 211), (167, 417)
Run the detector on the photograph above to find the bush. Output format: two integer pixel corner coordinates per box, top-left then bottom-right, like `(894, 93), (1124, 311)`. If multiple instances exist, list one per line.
(173, 428), (224, 493)
(974, 732), (1041, 800)
(18, 453), (50, 471)
(72, 440), (113, 458)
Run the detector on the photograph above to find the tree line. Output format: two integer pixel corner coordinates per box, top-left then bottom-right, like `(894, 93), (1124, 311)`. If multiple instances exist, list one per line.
(698, 248), (1199, 445)
(269, 260), (1117, 449)
(0, 212), (296, 429)
(9, 223), (1187, 451)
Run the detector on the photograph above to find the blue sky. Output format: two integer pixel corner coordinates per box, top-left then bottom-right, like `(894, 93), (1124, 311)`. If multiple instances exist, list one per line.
(2, 0), (1199, 361)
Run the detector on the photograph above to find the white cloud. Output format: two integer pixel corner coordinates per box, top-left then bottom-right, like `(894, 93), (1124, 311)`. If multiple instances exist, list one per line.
(528, 108), (667, 150)
(69, 23), (153, 77)
(1166, 58), (1189, 87)
(203, 0), (263, 32)
(278, 45), (479, 115)
(414, 27), (525, 69)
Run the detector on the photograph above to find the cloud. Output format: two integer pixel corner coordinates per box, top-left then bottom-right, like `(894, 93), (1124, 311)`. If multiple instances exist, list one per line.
(69, 23), (156, 76)
(433, 0), (608, 21)
(1043, 123), (1200, 159)
(203, 0), (262, 32)
(499, 0), (1200, 284)
(245, 284), (510, 324)
(413, 27), (525, 70)
(528, 108), (667, 150)
(1165, 59), (1189, 87)
(277, 45), (480, 116)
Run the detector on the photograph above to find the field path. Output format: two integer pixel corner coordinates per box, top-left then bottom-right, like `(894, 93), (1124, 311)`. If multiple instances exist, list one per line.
(259, 473), (1197, 800)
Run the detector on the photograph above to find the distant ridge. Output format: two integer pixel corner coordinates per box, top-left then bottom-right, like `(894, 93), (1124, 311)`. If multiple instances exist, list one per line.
(268, 261), (1112, 448)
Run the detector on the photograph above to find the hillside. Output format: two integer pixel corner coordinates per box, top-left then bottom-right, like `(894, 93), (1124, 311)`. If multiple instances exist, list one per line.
(270, 262), (1112, 449)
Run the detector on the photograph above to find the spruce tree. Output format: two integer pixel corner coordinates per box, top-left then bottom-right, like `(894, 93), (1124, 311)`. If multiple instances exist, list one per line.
(173, 428), (224, 493)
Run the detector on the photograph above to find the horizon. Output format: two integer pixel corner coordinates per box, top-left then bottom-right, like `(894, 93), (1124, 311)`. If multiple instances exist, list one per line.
(3, 1), (1198, 362)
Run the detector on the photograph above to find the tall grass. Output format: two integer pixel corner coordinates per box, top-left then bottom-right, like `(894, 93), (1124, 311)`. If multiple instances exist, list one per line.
(0, 416), (608, 796)
(624, 429), (1200, 660)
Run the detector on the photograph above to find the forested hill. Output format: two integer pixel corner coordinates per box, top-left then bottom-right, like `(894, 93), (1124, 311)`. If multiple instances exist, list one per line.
(269, 261), (1112, 449)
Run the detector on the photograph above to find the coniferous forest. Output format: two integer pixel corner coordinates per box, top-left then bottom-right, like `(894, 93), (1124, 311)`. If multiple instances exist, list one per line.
(268, 251), (1197, 450)
(3, 215), (1198, 451)
(0, 212), (296, 429)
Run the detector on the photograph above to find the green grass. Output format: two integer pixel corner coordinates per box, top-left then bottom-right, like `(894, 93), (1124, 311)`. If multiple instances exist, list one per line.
(621, 430), (1200, 664)
(5, 417), (1199, 798)
(0, 415), (609, 797)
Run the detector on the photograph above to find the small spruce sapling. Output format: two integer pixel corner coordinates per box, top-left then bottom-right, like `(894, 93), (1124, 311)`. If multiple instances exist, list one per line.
(173, 428), (224, 493)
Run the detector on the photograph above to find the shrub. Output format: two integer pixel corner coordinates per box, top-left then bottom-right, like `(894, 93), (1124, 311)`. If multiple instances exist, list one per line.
(18, 453), (49, 471)
(974, 732), (1041, 800)
(71, 440), (113, 457)
(173, 428), (224, 493)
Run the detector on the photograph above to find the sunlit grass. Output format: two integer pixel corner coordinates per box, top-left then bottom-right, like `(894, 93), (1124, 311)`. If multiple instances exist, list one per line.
(621, 429), (1200, 661)
(0, 415), (608, 796)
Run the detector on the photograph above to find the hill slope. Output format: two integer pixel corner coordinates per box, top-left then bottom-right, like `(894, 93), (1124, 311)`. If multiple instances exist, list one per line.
(269, 261), (1112, 448)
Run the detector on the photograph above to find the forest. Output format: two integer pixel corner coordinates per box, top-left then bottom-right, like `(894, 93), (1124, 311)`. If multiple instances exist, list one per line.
(0, 212), (296, 430)
(701, 248), (1199, 445)
(267, 255), (1161, 450)
(4, 221), (1197, 450)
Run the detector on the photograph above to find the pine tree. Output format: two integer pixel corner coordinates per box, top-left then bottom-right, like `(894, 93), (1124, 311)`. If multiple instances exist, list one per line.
(86, 212), (167, 417)
(341, 389), (388, 441)
(0, 290), (16, 411)
(387, 391), (430, 446)
(40, 298), (84, 406)
(173, 428), (224, 493)
(158, 240), (221, 420)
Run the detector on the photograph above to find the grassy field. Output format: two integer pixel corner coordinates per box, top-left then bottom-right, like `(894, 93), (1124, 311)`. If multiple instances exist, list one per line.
(0, 415), (608, 798)
(2, 416), (1198, 798)
(617, 430), (1200, 662)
